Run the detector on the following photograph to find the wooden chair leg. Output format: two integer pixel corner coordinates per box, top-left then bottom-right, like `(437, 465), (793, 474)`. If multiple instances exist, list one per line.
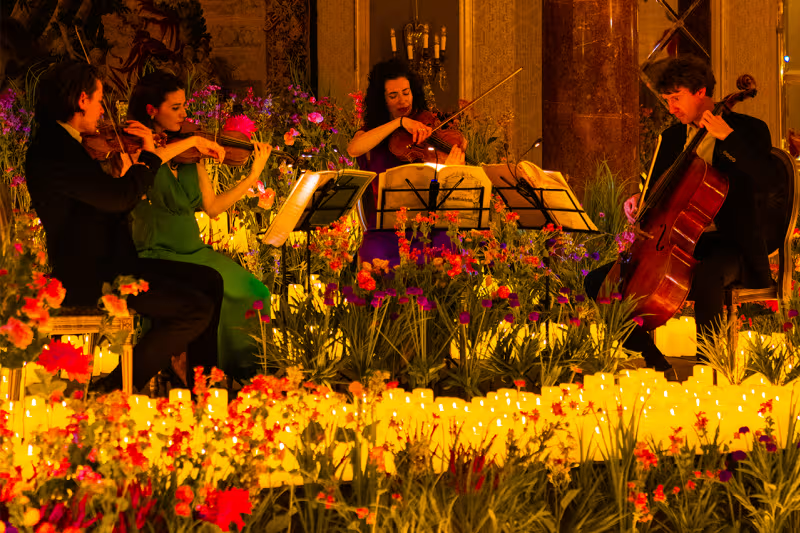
(121, 341), (134, 395)
(8, 367), (24, 402)
(726, 296), (739, 359)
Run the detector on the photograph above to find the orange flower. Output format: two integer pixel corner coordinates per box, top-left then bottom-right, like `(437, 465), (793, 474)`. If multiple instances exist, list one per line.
(175, 502), (192, 517)
(284, 128), (300, 146)
(101, 294), (129, 317)
(0, 317), (33, 349)
(176, 485), (195, 503)
(349, 381), (364, 397)
(39, 278), (66, 308)
(119, 280), (149, 296)
(258, 188), (276, 210)
(356, 507), (369, 519)
(22, 297), (50, 328)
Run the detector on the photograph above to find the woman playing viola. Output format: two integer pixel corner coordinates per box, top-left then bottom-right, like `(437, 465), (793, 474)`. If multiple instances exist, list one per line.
(127, 70), (273, 383)
(346, 59), (466, 266)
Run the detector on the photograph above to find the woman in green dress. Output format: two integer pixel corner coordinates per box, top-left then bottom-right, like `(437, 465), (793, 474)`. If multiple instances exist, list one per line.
(127, 71), (272, 381)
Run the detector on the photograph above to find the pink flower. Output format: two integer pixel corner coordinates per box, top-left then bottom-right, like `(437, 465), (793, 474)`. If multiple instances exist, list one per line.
(38, 340), (92, 383)
(632, 316), (644, 327)
(101, 294), (129, 317)
(308, 112), (324, 124)
(0, 317), (33, 349)
(223, 114), (257, 138)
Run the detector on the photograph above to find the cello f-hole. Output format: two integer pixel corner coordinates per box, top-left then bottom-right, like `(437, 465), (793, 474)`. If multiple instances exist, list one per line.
(655, 224), (668, 251)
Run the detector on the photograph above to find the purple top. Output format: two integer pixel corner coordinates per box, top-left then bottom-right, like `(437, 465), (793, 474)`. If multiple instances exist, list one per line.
(356, 137), (452, 268)
(357, 140), (405, 229)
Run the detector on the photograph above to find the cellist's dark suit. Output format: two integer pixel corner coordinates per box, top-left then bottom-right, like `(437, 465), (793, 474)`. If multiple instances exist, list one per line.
(586, 111), (781, 366)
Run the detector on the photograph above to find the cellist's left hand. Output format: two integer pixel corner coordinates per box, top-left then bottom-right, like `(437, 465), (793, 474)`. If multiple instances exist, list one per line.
(699, 110), (733, 141)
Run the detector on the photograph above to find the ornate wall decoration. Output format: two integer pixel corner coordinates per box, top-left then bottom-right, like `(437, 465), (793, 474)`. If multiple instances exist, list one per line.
(263, 0), (311, 93)
(1, 0), (214, 94)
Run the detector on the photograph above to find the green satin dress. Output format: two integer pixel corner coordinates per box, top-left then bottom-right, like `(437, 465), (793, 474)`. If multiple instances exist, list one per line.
(131, 163), (269, 379)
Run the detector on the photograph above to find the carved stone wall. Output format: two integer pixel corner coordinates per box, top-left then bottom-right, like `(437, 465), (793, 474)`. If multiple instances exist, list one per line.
(317, 0), (357, 100)
(718, 0), (780, 144)
(470, 0), (543, 165)
(200, 0), (311, 94)
(200, 0), (267, 92)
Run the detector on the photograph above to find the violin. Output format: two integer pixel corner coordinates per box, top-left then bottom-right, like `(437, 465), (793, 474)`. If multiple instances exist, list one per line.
(387, 67), (524, 167)
(83, 120), (293, 167)
(167, 121), (267, 166)
(82, 122), (167, 161)
(388, 110), (477, 166)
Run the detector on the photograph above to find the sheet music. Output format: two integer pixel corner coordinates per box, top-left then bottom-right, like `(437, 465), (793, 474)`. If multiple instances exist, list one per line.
(483, 162), (598, 232)
(376, 163), (492, 230)
(515, 162), (598, 231)
(261, 169), (376, 246)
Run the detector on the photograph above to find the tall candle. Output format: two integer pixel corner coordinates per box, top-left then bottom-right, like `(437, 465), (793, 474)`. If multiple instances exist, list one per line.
(441, 26), (447, 51)
(423, 24), (429, 49)
(407, 44), (413, 60)
(434, 35), (440, 59)
(390, 28), (397, 53)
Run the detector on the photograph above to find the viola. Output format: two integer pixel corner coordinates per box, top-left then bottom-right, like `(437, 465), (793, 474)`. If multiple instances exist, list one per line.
(167, 122), (294, 166)
(602, 74), (758, 330)
(82, 122), (167, 161)
(388, 110), (477, 166)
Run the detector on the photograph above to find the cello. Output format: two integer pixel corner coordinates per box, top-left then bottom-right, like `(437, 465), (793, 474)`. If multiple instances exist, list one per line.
(603, 75), (758, 330)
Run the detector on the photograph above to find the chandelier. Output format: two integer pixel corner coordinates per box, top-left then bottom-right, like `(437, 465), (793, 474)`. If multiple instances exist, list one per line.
(389, 1), (448, 109)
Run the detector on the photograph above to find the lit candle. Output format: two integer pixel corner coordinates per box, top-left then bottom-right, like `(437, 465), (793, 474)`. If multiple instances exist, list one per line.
(407, 43), (413, 60)
(423, 24), (429, 49)
(390, 28), (397, 53)
(207, 388), (228, 420)
(434, 35), (440, 59)
(441, 26), (447, 52)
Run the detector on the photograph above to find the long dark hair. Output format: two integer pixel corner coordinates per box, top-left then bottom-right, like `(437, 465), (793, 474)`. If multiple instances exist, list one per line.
(128, 70), (184, 128)
(34, 60), (100, 125)
(363, 59), (427, 131)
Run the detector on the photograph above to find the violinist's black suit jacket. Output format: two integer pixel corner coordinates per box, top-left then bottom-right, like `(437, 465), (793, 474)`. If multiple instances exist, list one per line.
(647, 111), (781, 289)
(26, 123), (160, 304)
(26, 122), (223, 390)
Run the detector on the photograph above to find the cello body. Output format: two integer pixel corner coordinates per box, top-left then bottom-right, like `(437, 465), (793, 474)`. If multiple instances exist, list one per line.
(606, 154), (728, 330)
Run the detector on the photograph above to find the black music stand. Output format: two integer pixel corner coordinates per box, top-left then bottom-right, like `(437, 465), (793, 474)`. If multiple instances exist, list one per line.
(261, 170), (375, 290)
(375, 164), (493, 232)
(486, 167), (599, 335)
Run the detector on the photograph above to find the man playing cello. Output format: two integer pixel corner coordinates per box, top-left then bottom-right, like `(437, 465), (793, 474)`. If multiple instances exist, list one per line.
(586, 55), (780, 373)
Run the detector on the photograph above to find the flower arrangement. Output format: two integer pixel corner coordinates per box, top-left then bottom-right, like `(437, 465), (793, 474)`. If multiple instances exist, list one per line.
(0, 211), (65, 368)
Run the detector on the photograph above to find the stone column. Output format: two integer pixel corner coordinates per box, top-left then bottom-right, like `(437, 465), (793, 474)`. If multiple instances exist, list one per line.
(542, 0), (638, 201)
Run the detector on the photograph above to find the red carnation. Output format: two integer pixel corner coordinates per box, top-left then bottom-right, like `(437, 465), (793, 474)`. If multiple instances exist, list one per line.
(38, 340), (92, 383)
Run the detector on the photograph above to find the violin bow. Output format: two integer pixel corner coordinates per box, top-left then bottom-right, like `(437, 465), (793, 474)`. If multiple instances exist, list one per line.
(429, 67), (523, 134)
(74, 26), (130, 158)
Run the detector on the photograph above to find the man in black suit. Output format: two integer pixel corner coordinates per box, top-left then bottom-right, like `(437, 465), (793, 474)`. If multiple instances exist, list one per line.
(25, 60), (223, 393)
(586, 55), (779, 371)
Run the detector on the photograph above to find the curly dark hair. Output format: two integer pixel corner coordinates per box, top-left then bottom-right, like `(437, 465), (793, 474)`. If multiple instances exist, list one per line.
(34, 60), (100, 125)
(653, 55), (716, 97)
(363, 59), (427, 130)
(128, 70), (185, 129)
